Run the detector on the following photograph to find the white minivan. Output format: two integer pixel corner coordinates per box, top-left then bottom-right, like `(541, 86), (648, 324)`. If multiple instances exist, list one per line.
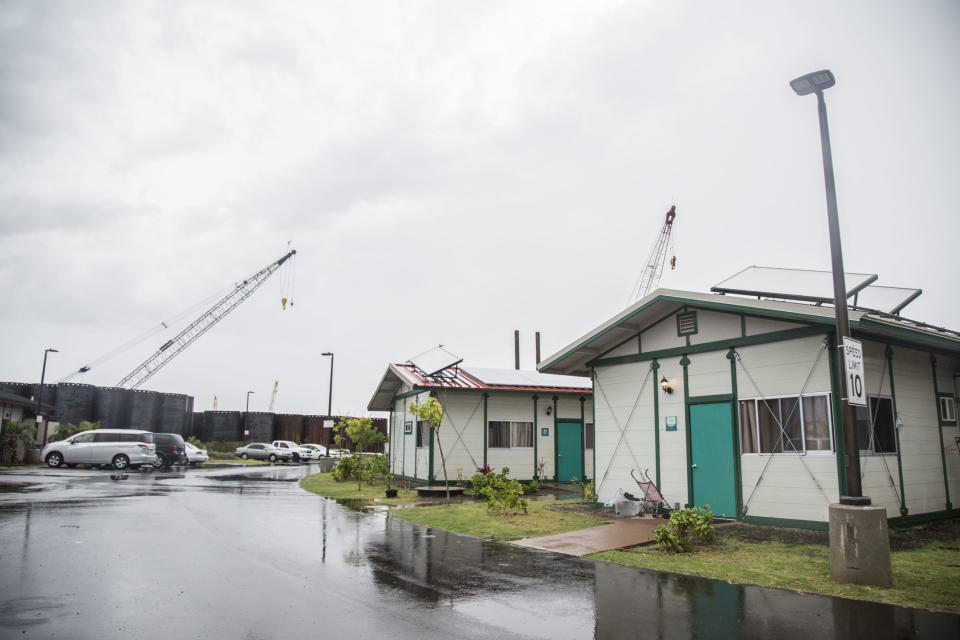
(42, 429), (158, 471)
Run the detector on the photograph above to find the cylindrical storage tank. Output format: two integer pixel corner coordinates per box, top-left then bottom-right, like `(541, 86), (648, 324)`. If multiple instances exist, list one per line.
(94, 387), (130, 428)
(0, 382), (33, 398)
(274, 414), (304, 442)
(192, 413), (206, 441)
(160, 393), (192, 435)
(244, 412), (274, 443)
(302, 415), (324, 445)
(205, 411), (243, 442)
(54, 383), (96, 426)
(128, 389), (162, 431)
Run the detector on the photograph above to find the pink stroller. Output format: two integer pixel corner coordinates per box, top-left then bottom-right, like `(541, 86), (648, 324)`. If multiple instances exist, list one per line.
(630, 468), (673, 518)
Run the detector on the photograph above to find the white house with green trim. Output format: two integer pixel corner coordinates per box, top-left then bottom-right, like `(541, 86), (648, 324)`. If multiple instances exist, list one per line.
(538, 288), (960, 529)
(368, 361), (594, 485)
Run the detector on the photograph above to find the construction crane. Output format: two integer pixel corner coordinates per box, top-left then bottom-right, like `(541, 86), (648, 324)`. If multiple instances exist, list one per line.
(114, 249), (297, 389)
(628, 206), (677, 305)
(268, 381), (279, 412)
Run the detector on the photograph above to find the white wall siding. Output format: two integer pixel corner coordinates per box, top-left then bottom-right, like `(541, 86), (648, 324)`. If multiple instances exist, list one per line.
(686, 350), (732, 398)
(593, 361), (662, 503)
(641, 315), (686, 352)
(745, 317), (802, 336)
(891, 347), (952, 515)
(486, 395), (538, 479)
(657, 359), (689, 508)
(734, 334), (832, 398)
(689, 310), (741, 346)
(603, 338), (639, 359)
(431, 391), (486, 484)
(740, 455), (839, 522)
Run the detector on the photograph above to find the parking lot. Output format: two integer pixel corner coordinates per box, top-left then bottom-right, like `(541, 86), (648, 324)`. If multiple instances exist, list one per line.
(1, 464), (957, 639)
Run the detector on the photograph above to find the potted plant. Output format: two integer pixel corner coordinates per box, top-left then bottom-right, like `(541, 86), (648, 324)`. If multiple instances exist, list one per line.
(384, 473), (398, 498)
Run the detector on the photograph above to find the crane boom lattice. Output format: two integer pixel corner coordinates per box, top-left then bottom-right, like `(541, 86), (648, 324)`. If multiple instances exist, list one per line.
(116, 250), (296, 389)
(629, 206), (676, 305)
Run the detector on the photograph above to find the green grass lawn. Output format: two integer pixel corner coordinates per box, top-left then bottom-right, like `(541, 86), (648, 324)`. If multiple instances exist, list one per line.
(299, 471), (419, 504)
(390, 500), (608, 541)
(591, 536), (960, 614)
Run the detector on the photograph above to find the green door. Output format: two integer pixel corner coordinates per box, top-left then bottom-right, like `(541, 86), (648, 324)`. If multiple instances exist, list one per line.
(689, 402), (737, 518)
(556, 420), (583, 482)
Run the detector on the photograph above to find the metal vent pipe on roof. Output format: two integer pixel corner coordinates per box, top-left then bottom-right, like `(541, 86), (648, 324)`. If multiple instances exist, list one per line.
(514, 330), (520, 370)
(535, 332), (541, 365)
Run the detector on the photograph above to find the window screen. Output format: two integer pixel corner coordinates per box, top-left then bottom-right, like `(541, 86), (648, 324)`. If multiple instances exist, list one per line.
(585, 423), (595, 449)
(488, 421), (510, 448)
(416, 420), (429, 448)
(740, 394), (832, 454)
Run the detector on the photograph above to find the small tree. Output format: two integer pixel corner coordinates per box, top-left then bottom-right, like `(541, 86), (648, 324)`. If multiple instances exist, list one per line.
(50, 420), (98, 442)
(409, 397), (450, 499)
(333, 417), (387, 491)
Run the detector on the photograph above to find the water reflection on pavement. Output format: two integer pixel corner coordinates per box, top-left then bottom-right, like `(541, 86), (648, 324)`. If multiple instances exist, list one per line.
(0, 464), (955, 639)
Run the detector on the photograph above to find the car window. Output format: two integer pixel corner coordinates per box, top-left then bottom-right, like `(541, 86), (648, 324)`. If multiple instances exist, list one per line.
(72, 432), (96, 444)
(250, 444), (264, 450)
(93, 432), (119, 443)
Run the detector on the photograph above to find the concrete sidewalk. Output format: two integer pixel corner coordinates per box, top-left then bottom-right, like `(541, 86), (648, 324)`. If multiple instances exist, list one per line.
(512, 516), (661, 556)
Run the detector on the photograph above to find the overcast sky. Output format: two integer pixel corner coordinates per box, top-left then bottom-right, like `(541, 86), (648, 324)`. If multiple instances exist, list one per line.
(2, 1), (958, 418)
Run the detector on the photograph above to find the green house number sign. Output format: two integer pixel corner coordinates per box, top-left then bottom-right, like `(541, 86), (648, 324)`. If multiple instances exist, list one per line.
(541, 427), (549, 436)
(665, 416), (678, 432)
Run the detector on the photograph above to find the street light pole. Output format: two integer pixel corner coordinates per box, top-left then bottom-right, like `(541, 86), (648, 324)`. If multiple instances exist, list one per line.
(322, 352), (334, 417)
(790, 69), (864, 502)
(245, 391), (255, 441)
(36, 348), (58, 447)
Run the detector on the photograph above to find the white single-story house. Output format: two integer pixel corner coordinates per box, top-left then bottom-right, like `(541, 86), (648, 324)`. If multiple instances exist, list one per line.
(368, 350), (594, 484)
(538, 287), (960, 529)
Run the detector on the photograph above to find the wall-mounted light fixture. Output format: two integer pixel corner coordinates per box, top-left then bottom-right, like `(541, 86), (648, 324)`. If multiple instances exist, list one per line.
(660, 376), (674, 395)
(545, 405), (552, 416)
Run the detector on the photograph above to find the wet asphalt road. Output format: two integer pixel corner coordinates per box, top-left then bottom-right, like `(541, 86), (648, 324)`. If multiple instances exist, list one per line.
(0, 464), (957, 640)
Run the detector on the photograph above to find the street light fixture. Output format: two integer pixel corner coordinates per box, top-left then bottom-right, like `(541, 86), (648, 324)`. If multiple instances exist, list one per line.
(245, 391), (255, 441)
(321, 352), (334, 417)
(37, 348), (58, 447)
(790, 69), (865, 503)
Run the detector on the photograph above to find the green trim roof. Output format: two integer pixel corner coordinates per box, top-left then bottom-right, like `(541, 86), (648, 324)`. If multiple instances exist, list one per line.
(538, 288), (960, 377)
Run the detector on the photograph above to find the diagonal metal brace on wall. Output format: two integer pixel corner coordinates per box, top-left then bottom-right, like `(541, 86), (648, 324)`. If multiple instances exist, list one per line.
(594, 364), (653, 495)
(436, 391), (483, 471)
(738, 339), (834, 512)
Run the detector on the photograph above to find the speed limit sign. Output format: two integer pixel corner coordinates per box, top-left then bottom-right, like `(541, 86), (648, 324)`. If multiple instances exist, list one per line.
(843, 337), (867, 406)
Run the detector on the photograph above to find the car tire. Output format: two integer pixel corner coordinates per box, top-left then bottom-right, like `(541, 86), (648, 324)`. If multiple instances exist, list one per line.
(46, 452), (64, 468)
(240, 453), (249, 460)
(112, 454), (130, 470)
(292, 453), (300, 463)
(155, 455), (168, 468)
(268, 454), (277, 463)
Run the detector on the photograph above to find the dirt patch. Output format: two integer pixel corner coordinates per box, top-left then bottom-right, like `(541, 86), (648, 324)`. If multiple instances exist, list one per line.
(548, 502), (619, 522)
(717, 519), (960, 551)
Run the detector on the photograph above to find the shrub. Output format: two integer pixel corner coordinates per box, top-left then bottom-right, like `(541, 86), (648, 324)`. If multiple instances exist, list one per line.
(522, 479), (539, 494)
(478, 467), (527, 514)
(187, 436), (205, 448)
(653, 506), (716, 553)
(50, 420), (98, 442)
(331, 454), (358, 482)
(475, 464), (494, 474)
(1, 420), (35, 464)
(469, 470), (494, 495)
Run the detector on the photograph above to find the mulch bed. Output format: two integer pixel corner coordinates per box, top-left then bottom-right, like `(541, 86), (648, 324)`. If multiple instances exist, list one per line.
(720, 519), (960, 551)
(546, 505), (960, 551)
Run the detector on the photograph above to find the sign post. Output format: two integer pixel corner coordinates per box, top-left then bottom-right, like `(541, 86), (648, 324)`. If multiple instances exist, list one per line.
(843, 337), (866, 407)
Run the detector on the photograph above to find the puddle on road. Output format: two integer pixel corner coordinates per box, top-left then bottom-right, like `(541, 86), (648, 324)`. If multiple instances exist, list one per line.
(0, 482), (41, 494)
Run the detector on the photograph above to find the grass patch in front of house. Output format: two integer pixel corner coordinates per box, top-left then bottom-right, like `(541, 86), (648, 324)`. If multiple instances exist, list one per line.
(299, 471), (419, 504)
(590, 527), (960, 614)
(390, 499), (608, 542)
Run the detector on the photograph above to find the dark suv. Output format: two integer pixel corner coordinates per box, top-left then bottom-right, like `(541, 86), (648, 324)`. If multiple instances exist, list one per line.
(153, 433), (188, 467)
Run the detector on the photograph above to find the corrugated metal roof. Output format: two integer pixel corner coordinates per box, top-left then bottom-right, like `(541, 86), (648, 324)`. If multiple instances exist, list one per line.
(367, 363), (591, 411)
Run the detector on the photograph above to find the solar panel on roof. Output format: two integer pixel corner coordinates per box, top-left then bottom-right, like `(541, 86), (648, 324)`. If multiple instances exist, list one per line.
(851, 285), (922, 315)
(711, 266), (877, 304)
(408, 345), (463, 377)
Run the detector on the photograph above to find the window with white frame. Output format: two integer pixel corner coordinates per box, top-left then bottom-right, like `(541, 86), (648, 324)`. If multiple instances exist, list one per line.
(939, 394), (957, 425)
(854, 396), (896, 454)
(488, 421), (534, 448)
(739, 394), (833, 454)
